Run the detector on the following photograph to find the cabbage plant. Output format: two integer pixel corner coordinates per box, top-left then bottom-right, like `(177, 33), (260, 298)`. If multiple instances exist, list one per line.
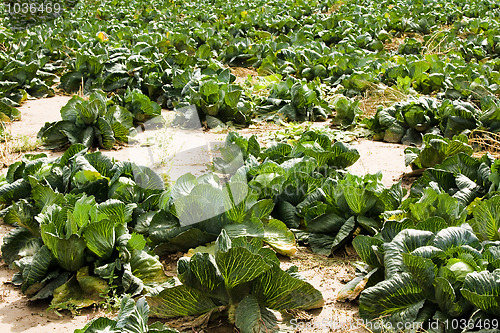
(75, 296), (178, 333)
(147, 231), (324, 333)
(349, 225), (500, 331)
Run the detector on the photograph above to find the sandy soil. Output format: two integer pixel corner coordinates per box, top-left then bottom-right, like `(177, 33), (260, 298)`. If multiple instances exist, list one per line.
(347, 139), (411, 187)
(8, 96), (73, 138)
(0, 96), (413, 333)
(103, 125), (227, 183)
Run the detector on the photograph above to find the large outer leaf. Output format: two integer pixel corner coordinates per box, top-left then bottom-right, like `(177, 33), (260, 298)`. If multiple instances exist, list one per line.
(2, 227), (42, 266)
(343, 186), (378, 215)
(0, 178), (31, 205)
(383, 229), (434, 279)
(326, 216), (357, 255)
(402, 253), (436, 300)
(336, 268), (381, 302)
(130, 250), (169, 285)
(96, 118), (116, 149)
(353, 235), (383, 268)
(51, 266), (108, 310)
(84, 152), (115, 178)
(235, 295), (278, 333)
(308, 233), (336, 256)
(471, 196), (500, 242)
(380, 219), (413, 242)
(245, 199), (274, 221)
(359, 273), (425, 321)
(111, 121), (132, 144)
(484, 245), (500, 270)
(103, 72), (129, 92)
(379, 182), (404, 211)
(98, 199), (135, 225)
(262, 219), (297, 256)
(29, 272), (70, 301)
(231, 237), (280, 268)
(307, 212), (345, 234)
(432, 227), (481, 251)
(31, 184), (65, 211)
(60, 95), (84, 122)
(434, 277), (471, 317)
(59, 72), (84, 93)
(117, 296), (177, 333)
(169, 173), (197, 200)
(253, 266), (324, 310)
(147, 285), (218, 318)
(0, 100), (20, 120)
(72, 179), (109, 203)
(329, 142), (360, 168)
(106, 105), (134, 129)
(59, 144), (87, 166)
(461, 270), (500, 317)
(260, 143), (292, 162)
(299, 143), (335, 168)
(223, 218), (296, 256)
(415, 217), (448, 233)
(110, 162), (164, 191)
(172, 186), (224, 227)
(115, 296), (148, 333)
(275, 200), (300, 228)
(437, 153), (483, 181)
(3, 199), (39, 236)
(152, 228), (217, 255)
(20, 245), (53, 294)
(82, 219), (115, 259)
(74, 317), (116, 333)
(215, 247), (271, 289)
(6, 161), (24, 183)
(179, 252), (224, 293)
(224, 85), (242, 108)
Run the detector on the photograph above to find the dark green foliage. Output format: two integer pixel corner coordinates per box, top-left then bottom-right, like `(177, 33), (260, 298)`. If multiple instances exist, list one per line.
(38, 90), (159, 149)
(147, 231), (324, 330)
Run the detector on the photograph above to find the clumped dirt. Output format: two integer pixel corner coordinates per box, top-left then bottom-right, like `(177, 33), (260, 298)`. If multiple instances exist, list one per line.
(357, 83), (407, 119)
(229, 66), (259, 85)
(280, 246), (366, 333)
(383, 32), (425, 53)
(0, 96), (414, 332)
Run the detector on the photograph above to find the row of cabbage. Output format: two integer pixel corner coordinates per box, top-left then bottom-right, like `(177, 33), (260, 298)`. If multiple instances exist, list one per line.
(2, 0), (500, 129)
(0, 130), (365, 332)
(3, 125), (500, 331)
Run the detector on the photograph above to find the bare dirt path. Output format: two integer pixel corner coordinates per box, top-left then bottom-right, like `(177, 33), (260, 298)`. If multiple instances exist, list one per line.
(348, 139), (411, 187)
(8, 96), (72, 138)
(0, 96), (413, 333)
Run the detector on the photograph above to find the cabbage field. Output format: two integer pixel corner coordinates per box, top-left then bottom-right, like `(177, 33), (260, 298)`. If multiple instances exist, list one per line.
(1, 0), (500, 332)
